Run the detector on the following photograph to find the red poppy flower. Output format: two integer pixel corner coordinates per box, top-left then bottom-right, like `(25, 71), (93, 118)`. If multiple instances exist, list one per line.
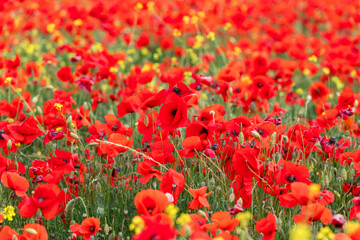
(57, 66), (74, 83)
(188, 186), (212, 210)
(70, 217), (101, 240)
(231, 175), (253, 208)
(18, 184), (62, 220)
(309, 81), (330, 102)
(293, 203), (333, 225)
(206, 211), (239, 236)
(8, 116), (44, 145)
(274, 161), (310, 185)
(134, 189), (169, 216)
(117, 96), (139, 118)
(137, 162), (163, 184)
(1, 171), (29, 198)
(159, 93), (190, 131)
(146, 138), (175, 166)
(0, 226), (19, 240)
(132, 217), (176, 240)
(255, 213), (277, 240)
(160, 168), (185, 204)
(75, 76), (95, 93)
(44, 130), (64, 145)
(232, 147), (260, 178)
(21, 223), (48, 240)
(179, 136), (204, 158)
(98, 133), (134, 158)
(104, 114), (133, 137)
(217, 67), (240, 82)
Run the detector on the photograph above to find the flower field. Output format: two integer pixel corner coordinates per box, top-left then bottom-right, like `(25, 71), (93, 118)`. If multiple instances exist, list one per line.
(1, 0), (360, 239)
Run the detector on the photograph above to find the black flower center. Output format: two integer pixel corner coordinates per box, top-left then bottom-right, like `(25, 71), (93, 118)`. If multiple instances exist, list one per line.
(286, 174), (297, 183)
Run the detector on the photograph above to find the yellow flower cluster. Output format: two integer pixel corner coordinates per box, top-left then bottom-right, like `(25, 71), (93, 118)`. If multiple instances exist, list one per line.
(129, 216), (145, 234)
(3, 206), (16, 222)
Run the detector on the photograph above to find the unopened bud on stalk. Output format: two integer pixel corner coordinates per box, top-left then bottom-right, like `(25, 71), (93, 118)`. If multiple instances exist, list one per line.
(282, 135), (288, 143)
(270, 132), (276, 145)
(66, 116), (73, 128)
(229, 193), (235, 202)
(65, 198), (78, 212)
(274, 152), (281, 163)
(70, 133), (80, 140)
(12, 236), (18, 240)
(237, 197), (243, 206)
(89, 141), (99, 146)
(32, 96), (39, 104)
(36, 106), (42, 115)
(25, 228), (38, 235)
(340, 168), (347, 180)
(83, 102), (90, 110)
(355, 100), (359, 109)
(7, 140), (12, 150)
(198, 210), (207, 218)
(104, 224), (110, 235)
(251, 131), (261, 140)
(239, 132), (244, 145)
(324, 175), (330, 186)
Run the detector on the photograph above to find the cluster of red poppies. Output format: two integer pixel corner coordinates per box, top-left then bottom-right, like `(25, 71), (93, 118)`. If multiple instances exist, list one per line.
(1, 0), (360, 239)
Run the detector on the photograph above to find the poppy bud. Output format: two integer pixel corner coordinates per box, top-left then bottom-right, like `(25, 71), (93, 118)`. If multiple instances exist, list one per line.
(355, 100), (359, 109)
(209, 178), (215, 189)
(251, 130), (261, 140)
(229, 192), (235, 202)
(270, 132), (276, 145)
(198, 210), (207, 218)
(36, 106), (43, 115)
(104, 224), (110, 235)
(25, 228), (38, 235)
(324, 175), (330, 186)
(350, 169), (355, 179)
(274, 152), (281, 163)
(7, 140), (12, 151)
(96, 183), (102, 193)
(66, 116), (73, 128)
(83, 101), (90, 110)
(239, 132), (244, 145)
(32, 96), (39, 103)
(144, 116), (149, 126)
(340, 168), (347, 180)
(237, 197), (243, 206)
(65, 198), (78, 212)
(70, 133), (80, 140)
(70, 220), (76, 225)
(89, 141), (99, 146)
